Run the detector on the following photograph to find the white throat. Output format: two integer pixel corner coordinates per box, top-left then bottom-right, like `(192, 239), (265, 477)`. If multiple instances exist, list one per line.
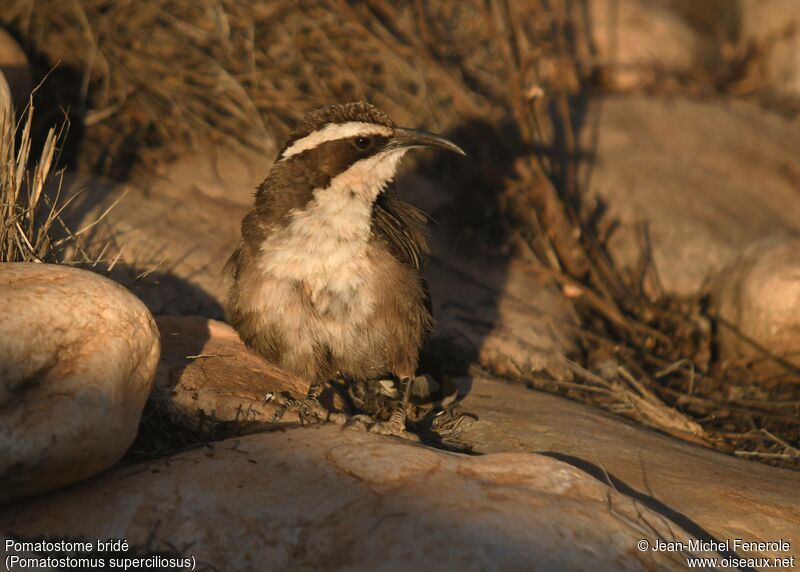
(325, 148), (407, 203)
(258, 148), (408, 289)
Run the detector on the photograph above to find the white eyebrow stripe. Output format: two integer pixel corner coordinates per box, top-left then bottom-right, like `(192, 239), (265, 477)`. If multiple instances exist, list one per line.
(280, 122), (393, 160)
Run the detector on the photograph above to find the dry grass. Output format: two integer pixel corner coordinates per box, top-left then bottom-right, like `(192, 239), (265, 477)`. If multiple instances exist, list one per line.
(0, 97), (117, 265)
(485, 0), (800, 467)
(1, 0), (512, 174)
(2, 0), (798, 467)
(0, 99), (67, 263)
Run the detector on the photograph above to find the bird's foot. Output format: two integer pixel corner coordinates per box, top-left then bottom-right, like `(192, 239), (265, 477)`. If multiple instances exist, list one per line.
(344, 376), (413, 437)
(343, 414), (374, 431)
(344, 413), (408, 436)
(265, 383), (348, 425)
(264, 391), (299, 423)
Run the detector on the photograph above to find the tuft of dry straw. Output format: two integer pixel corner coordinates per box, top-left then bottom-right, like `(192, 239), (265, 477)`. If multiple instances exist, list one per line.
(0, 96), (107, 264)
(0, 97), (64, 263)
(488, 0), (799, 468)
(0, 0), (510, 173)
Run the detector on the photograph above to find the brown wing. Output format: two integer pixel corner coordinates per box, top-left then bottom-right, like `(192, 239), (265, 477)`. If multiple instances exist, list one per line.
(371, 190), (430, 271)
(372, 190), (434, 322)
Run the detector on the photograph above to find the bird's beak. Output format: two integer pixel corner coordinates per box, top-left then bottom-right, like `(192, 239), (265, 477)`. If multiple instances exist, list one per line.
(387, 127), (466, 156)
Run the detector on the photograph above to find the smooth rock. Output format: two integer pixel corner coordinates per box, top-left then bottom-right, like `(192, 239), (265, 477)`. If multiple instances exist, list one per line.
(581, 94), (800, 296)
(457, 376), (800, 560)
(425, 242), (578, 380)
(0, 28), (32, 112)
(588, 0), (707, 89)
(712, 237), (800, 371)
(153, 315), (327, 431)
(0, 263), (160, 504)
(0, 427), (701, 571)
(739, 0), (800, 101)
(80, 309), (800, 563)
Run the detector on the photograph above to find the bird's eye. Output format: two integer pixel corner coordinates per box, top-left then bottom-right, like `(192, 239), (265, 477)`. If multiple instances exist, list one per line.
(353, 136), (371, 150)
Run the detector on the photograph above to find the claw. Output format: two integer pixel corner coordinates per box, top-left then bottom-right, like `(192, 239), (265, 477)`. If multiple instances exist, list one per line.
(343, 414), (374, 431)
(367, 418), (406, 436)
(343, 414), (403, 435)
(264, 391), (295, 422)
(268, 381), (350, 425)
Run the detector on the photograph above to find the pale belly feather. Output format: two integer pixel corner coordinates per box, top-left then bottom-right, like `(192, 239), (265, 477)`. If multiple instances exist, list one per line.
(242, 185), (384, 366)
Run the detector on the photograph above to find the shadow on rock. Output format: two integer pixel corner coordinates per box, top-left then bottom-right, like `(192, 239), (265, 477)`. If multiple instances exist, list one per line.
(105, 265), (226, 320)
(394, 117), (526, 391)
(540, 451), (756, 571)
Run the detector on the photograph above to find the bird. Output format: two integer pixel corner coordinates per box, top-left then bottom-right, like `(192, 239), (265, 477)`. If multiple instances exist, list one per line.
(225, 102), (465, 435)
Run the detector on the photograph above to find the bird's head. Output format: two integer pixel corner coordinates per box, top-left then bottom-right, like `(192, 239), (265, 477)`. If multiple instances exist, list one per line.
(267, 102), (465, 206)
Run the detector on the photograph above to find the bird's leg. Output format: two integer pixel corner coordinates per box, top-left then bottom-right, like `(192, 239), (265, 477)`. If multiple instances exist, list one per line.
(265, 390), (299, 423)
(267, 380), (346, 424)
(389, 376), (412, 428)
(266, 381), (325, 423)
(297, 380), (325, 425)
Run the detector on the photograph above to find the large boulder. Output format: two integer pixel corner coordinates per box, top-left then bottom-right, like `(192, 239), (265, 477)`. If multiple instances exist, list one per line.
(135, 316), (800, 561)
(458, 376), (800, 561)
(712, 237), (800, 372)
(581, 94), (800, 296)
(739, 0), (800, 102)
(152, 315), (321, 431)
(1, 426), (705, 571)
(587, 0), (711, 90)
(0, 263), (160, 504)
